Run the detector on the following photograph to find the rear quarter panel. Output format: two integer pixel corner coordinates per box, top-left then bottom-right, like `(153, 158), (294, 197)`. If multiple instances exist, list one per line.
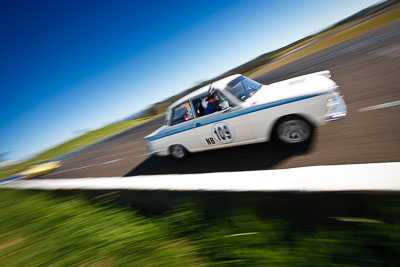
(150, 120), (202, 155)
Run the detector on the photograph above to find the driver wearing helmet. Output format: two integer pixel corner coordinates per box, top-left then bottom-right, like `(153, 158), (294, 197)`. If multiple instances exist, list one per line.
(204, 95), (216, 115)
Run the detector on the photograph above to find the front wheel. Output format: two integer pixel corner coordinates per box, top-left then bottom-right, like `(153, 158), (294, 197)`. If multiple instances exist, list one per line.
(274, 116), (313, 145)
(169, 144), (188, 159)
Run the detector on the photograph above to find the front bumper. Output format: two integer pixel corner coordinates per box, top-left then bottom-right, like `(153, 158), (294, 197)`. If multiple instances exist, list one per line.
(325, 93), (347, 121)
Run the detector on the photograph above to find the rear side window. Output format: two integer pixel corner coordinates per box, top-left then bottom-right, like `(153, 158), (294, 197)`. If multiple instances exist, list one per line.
(171, 101), (194, 126)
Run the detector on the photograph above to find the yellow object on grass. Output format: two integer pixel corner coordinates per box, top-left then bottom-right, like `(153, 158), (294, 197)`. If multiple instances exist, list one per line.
(19, 161), (62, 178)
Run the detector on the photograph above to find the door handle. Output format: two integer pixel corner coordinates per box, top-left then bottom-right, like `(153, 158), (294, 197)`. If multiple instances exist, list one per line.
(195, 123), (201, 127)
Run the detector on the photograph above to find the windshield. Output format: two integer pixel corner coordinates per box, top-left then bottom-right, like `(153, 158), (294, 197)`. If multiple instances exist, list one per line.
(225, 76), (262, 101)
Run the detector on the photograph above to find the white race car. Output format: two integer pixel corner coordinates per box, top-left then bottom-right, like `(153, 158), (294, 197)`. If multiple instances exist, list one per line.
(145, 71), (346, 159)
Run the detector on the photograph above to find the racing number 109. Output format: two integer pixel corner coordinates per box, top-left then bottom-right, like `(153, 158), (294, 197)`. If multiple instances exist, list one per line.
(212, 123), (234, 144)
(213, 126), (231, 141)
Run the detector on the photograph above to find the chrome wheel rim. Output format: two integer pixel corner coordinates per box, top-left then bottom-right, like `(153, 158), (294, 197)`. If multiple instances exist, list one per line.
(277, 120), (310, 144)
(170, 145), (185, 158)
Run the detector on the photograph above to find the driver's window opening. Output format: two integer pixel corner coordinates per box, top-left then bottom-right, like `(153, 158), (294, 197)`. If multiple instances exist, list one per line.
(192, 91), (231, 118)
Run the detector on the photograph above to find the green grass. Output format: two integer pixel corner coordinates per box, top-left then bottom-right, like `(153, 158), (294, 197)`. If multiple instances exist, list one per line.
(0, 117), (156, 179)
(0, 190), (206, 266)
(1, 189), (400, 266)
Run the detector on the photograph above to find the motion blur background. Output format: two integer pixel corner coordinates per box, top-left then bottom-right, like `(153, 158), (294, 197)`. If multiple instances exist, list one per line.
(0, 0), (382, 161)
(1, 0), (400, 265)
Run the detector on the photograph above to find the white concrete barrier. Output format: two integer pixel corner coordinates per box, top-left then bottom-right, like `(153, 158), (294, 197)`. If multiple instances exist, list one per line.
(1, 162), (399, 192)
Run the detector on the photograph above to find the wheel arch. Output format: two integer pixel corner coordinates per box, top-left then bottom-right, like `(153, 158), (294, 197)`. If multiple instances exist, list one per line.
(168, 142), (191, 154)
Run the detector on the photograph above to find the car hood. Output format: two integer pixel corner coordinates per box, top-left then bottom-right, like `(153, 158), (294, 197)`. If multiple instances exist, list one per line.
(244, 71), (337, 106)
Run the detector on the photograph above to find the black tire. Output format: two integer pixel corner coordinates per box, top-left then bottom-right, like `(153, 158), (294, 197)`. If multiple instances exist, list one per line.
(169, 144), (188, 159)
(273, 115), (314, 145)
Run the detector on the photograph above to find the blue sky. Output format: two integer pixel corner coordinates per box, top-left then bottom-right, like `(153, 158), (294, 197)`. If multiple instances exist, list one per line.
(0, 0), (381, 160)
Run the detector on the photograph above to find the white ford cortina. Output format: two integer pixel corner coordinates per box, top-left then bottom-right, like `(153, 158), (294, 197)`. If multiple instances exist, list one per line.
(145, 71), (346, 159)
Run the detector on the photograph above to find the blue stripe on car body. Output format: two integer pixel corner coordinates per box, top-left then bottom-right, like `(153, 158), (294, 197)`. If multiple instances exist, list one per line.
(146, 93), (325, 141)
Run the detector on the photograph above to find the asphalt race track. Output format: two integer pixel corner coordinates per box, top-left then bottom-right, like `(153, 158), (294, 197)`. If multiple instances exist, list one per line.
(41, 21), (400, 179)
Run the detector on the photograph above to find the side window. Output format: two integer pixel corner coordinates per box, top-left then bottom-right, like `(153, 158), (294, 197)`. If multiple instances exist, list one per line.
(192, 91), (232, 118)
(171, 102), (194, 126)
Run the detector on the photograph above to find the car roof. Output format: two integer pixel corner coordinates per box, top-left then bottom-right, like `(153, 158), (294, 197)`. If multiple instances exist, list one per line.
(168, 74), (242, 110)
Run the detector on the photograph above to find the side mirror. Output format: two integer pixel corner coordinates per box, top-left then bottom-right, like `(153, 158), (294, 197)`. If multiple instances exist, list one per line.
(222, 106), (232, 113)
(221, 100), (229, 109)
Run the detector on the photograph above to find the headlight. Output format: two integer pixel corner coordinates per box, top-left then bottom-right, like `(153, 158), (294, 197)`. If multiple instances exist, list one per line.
(332, 86), (341, 94)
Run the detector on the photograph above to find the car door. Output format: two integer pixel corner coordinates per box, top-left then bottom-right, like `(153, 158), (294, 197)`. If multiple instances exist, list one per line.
(193, 91), (254, 148)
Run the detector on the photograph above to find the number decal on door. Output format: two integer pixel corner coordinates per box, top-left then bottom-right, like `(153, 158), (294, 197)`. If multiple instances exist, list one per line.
(211, 123), (234, 144)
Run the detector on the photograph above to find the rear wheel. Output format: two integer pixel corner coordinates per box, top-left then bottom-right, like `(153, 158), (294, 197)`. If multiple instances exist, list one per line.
(274, 116), (313, 145)
(169, 144), (188, 159)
